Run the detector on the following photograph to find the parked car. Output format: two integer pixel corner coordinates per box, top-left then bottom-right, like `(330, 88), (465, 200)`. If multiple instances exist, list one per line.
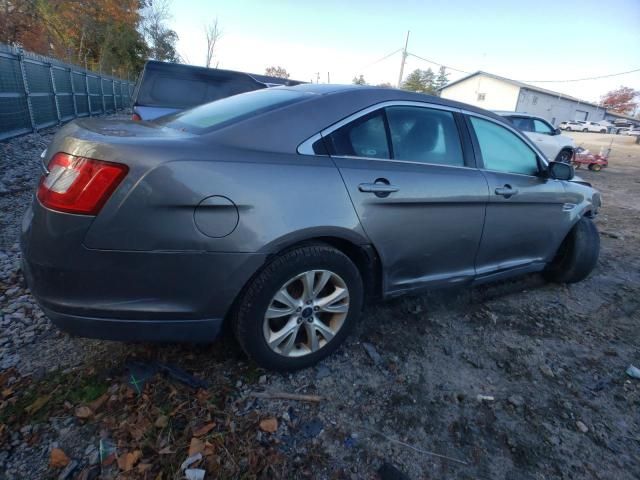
(559, 121), (583, 131)
(22, 85), (601, 370)
(131, 60), (304, 120)
(496, 112), (575, 163)
(622, 126), (640, 136)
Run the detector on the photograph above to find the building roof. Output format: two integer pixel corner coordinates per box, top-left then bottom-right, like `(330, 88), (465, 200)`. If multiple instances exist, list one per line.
(439, 70), (603, 109)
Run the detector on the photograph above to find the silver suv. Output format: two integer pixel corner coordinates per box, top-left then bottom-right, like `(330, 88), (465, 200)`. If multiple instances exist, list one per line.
(21, 85), (602, 370)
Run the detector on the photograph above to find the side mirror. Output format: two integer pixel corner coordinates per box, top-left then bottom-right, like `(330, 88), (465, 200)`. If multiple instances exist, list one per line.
(548, 161), (574, 181)
(554, 128), (562, 135)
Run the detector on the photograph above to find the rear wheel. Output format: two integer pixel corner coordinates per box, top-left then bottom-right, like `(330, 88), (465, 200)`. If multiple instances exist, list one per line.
(599, 129), (606, 133)
(588, 163), (602, 171)
(544, 217), (599, 283)
(582, 128), (588, 132)
(232, 245), (363, 370)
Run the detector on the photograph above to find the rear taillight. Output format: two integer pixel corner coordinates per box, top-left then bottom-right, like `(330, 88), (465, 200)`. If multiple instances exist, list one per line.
(37, 152), (128, 215)
(132, 113), (142, 121)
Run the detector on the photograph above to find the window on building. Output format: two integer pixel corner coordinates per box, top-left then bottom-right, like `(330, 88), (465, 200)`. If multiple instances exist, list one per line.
(477, 93), (486, 101)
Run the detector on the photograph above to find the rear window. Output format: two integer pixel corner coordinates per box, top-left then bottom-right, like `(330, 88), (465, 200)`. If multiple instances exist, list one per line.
(155, 88), (310, 134)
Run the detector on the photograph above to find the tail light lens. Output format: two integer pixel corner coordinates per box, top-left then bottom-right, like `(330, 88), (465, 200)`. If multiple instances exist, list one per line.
(37, 153), (128, 215)
(132, 112), (142, 121)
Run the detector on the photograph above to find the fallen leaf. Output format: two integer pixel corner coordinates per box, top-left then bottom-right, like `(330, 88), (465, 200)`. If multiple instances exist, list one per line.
(203, 442), (216, 457)
(154, 415), (169, 428)
(117, 450), (142, 471)
(25, 394), (51, 415)
(88, 393), (109, 413)
(158, 447), (174, 455)
(49, 448), (70, 468)
(75, 406), (93, 419)
(188, 437), (205, 456)
(1, 388), (13, 398)
(192, 422), (215, 437)
(138, 463), (153, 473)
(259, 417), (278, 433)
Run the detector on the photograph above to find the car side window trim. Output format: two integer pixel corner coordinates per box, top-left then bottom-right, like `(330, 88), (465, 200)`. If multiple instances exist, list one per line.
(298, 100), (477, 169)
(462, 110), (549, 172)
(297, 100), (462, 156)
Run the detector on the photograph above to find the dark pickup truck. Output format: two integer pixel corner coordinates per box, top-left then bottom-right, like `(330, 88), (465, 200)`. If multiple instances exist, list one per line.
(131, 60), (304, 120)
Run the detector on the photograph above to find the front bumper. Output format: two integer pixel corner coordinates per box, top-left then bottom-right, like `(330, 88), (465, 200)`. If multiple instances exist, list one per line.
(21, 201), (266, 342)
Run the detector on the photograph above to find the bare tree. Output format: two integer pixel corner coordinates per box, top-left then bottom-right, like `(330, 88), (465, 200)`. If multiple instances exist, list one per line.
(265, 66), (289, 79)
(141, 0), (181, 62)
(204, 18), (221, 68)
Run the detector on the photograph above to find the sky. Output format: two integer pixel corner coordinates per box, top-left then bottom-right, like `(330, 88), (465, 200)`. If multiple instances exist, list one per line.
(169, 0), (640, 104)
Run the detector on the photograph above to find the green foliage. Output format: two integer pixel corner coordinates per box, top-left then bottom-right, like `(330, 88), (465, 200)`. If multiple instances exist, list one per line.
(401, 67), (447, 95)
(0, 0), (180, 76)
(352, 74), (367, 85)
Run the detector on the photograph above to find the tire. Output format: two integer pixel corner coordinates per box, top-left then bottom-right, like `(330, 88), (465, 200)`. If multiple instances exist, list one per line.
(599, 129), (606, 134)
(566, 127), (572, 131)
(232, 244), (363, 370)
(582, 128), (588, 132)
(544, 217), (600, 284)
(588, 163), (602, 171)
(555, 149), (573, 164)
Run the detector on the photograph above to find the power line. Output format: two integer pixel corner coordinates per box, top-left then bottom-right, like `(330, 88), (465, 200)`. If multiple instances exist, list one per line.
(520, 68), (640, 83)
(406, 52), (470, 74)
(357, 48), (403, 73)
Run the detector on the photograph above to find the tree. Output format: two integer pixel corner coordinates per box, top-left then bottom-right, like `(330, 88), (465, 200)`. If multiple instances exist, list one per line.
(376, 82), (393, 88)
(265, 66), (289, 79)
(433, 66), (449, 92)
(352, 74), (367, 85)
(204, 18), (221, 68)
(600, 86), (639, 115)
(141, 0), (181, 63)
(401, 68), (436, 94)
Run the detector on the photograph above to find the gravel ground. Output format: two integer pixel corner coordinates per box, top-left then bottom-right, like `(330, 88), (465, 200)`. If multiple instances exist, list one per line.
(0, 126), (639, 479)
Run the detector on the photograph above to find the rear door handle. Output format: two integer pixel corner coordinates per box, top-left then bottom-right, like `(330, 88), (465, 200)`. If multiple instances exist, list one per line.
(358, 183), (399, 194)
(495, 185), (518, 198)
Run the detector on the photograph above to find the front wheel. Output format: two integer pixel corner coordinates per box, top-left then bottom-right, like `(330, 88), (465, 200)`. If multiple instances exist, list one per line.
(555, 149), (573, 164)
(582, 128), (588, 132)
(544, 217), (600, 283)
(588, 163), (602, 171)
(232, 245), (363, 370)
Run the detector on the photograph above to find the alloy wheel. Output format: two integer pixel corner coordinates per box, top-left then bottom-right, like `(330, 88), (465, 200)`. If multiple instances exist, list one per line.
(263, 270), (349, 357)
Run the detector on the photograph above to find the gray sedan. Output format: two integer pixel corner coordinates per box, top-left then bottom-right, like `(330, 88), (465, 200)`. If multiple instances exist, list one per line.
(21, 84), (601, 370)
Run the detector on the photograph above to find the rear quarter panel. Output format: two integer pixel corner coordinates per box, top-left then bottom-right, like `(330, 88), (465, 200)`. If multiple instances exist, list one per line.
(83, 148), (368, 253)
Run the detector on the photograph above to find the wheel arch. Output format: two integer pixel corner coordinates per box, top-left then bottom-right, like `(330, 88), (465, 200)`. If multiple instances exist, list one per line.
(258, 228), (383, 300)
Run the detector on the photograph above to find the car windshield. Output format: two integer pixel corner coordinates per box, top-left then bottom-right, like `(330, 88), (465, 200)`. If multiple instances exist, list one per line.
(154, 88), (311, 133)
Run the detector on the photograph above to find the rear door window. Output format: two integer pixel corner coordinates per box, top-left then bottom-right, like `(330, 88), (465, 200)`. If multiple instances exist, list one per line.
(326, 111), (390, 159)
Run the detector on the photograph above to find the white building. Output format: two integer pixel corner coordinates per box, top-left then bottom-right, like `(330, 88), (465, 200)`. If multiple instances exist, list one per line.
(439, 71), (609, 126)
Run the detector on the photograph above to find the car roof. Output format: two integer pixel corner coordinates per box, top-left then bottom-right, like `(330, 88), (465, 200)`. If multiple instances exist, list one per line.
(282, 84), (509, 122)
(211, 84), (514, 153)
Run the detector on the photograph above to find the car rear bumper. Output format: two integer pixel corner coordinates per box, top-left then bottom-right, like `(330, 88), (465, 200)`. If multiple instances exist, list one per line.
(41, 305), (222, 343)
(20, 201), (266, 342)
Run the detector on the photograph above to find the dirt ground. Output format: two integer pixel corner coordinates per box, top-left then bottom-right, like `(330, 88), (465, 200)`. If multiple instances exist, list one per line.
(0, 128), (639, 480)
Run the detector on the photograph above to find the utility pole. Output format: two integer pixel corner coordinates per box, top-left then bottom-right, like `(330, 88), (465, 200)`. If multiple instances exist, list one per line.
(316, 72), (320, 84)
(397, 30), (410, 88)
(327, 72), (330, 83)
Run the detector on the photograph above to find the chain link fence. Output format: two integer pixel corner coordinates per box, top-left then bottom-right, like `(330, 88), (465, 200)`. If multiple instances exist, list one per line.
(0, 43), (136, 141)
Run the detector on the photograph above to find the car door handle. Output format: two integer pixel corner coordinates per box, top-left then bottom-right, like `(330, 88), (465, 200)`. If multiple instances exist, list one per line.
(495, 185), (518, 197)
(358, 183), (399, 194)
